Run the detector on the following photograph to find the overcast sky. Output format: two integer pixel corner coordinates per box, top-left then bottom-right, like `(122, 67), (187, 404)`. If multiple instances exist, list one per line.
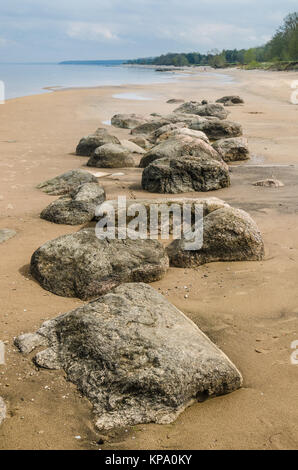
(0, 0), (296, 62)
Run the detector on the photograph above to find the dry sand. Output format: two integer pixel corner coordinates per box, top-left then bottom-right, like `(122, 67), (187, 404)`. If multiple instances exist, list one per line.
(0, 68), (298, 450)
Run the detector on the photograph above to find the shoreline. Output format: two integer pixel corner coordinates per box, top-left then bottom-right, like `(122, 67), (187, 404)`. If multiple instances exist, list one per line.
(0, 68), (298, 450)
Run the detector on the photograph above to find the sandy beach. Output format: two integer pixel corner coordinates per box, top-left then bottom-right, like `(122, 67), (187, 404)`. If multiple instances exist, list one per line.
(0, 68), (298, 450)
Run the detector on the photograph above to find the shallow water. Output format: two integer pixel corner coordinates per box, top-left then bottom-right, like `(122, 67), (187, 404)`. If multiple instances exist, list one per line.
(0, 62), (178, 100)
(112, 92), (153, 101)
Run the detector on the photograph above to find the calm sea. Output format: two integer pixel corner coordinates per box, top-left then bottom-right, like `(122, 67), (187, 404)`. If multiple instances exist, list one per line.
(0, 61), (179, 100)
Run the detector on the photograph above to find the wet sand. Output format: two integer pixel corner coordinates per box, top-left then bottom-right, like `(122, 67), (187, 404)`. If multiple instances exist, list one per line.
(0, 68), (298, 450)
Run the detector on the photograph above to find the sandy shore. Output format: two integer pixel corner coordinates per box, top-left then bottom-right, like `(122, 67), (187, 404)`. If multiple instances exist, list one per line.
(0, 68), (298, 450)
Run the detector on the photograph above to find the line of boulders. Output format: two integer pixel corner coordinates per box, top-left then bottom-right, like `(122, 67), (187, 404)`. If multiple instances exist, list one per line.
(12, 94), (266, 432)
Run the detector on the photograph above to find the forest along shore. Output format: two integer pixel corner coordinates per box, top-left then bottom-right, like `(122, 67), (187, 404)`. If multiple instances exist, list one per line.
(0, 69), (298, 450)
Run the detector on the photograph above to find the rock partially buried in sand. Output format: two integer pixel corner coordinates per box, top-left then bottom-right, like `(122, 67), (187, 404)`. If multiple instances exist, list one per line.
(130, 119), (170, 135)
(253, 179), (284, 188)
(190, 119), (243, 140)
(15, 283), (243, 430)
(0, 397), (6, 426)
(166, 98), (185, 104)
(76, 128), (120, 156)
(150, 122), (186, 143)
(40, 182), (106, 225)
(156, 127), (210, 144)
(142, 156), (230, 194)
(30, 228), (169, 300)
(139, 135), (222, 168)
(174, 102), (229, 120)
(128, 135), (151, 149)
(120, 139), (146, 154)
(111, 113), (149, 129)
(0, 229), (16, 244)
(96, 196), (229, 234)
(167, 206), (264, 267)
(212, 137), (249, 162)
(164, 113), (216, 126)
(87, 143), (136, 168)
(216, 95), (244, 105)
(36, 169), (99, 196)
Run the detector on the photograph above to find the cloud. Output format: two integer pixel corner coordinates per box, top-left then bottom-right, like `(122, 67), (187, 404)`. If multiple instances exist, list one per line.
(0, 0), (296, 60)
(66, 21), (119, 42)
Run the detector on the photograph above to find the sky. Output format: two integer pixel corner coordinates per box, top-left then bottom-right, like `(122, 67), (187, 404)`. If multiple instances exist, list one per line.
(0, 0), (297, 62)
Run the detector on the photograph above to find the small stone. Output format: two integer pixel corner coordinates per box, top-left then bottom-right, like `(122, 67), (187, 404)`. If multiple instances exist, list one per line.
(0, 229), (16, 244)
(253, 179), (284, 188)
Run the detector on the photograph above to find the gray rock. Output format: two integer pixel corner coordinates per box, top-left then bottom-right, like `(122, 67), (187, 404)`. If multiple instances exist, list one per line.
(36, 169), (99, 196)
(216, 95), (244, 104)
(253, 179), (284, 188)
(30, 228), (169, 299)
(190, 119), (243, 140)
(120, 139), (146, 154)
(174, 101), (229, 120)
(142, 156), (230, 194)
(40, 182), (106, 225)
(0, 229), (16, 244)
(87, 143), (136, 168)
(167, 206), (264, 267)
(76, 129), (120, 156)
(130, 119), (170, 135)
(0, 397), (6, 426)
(212, 137), (249, 162)
(14, 332), (48, 354)
(164, 113), (211, 126)
(139, 135), (222, 168)
(156, 127), (210, 144)
(129, 136), (151, 149)
(111, 114), (149, 129)
(96, 197), (229, 233)
(150, 122), (186, 143)
(17, 283), (242, 430)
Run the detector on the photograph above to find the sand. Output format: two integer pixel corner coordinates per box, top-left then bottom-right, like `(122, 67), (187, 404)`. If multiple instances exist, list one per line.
(0, 68), (298, 450)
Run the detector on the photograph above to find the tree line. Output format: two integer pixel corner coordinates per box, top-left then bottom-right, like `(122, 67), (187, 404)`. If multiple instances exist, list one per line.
(127, 12), (298, 68)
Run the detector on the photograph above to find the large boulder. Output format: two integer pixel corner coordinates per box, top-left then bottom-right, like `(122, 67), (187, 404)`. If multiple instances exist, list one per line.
(139, 136), (221, 168)
(30, 228), (169, 300)
(212, 137), (249, 162)
(150, 122), (186, 143)
(174, 101), (229, 120)
(163, 113), (211, 126)
(190, 119), (243, 140)
(120, 139), (146, 154)
(142, 156), (230, 194)
(0, 229), (16, 244)
(76, 129), (120, 156)
(96, 197), (229, 234)
(130, 119), (170, 135)
(167, 206), (264, 267)
(111, 113), (149, 129)
(129, 135), (151, 149)
(40, 182), (106, 225)
(216, 96), (244, 104)
(0, 397), (6, 426)
(36, 169), (99, 196)
(87, 143), (136, 168)
(156, 127), (210, 144)
(15, 283), (243, 430)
